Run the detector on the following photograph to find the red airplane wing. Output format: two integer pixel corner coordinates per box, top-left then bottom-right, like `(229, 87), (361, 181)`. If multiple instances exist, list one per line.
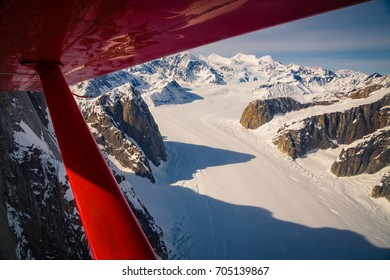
(0, 0), (367, 260)
(1, 0), (366, 92)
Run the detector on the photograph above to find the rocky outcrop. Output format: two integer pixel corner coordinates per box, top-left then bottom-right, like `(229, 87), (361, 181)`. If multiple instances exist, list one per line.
(348, 84), (383, 99)
(331, 129), (390, 176)
(83, 84), (167, 175)
(147, 80), (203, 107)
(240, 97), (310, 129)
(0, 91), (90, 259)
(273, 119), (338, 159)
(273, 94), (390, 159)
(85, 102), (155, 182)
(371, 172), (390, 202)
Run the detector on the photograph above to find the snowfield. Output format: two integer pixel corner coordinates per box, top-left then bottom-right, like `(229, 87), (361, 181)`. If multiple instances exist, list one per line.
(128, 82), (390, 259)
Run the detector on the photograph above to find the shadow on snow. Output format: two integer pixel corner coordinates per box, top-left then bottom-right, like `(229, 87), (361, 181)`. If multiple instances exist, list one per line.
(160, 141), (256, 184)
(129, 141), (390, 260)
(164, 186), (390, 260)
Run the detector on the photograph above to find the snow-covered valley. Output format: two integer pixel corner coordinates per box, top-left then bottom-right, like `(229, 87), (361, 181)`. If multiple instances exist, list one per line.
(122, 80), (390, 259)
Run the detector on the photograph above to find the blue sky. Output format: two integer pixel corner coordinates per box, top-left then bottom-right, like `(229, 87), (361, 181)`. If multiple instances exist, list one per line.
(192, 0), (390, 75)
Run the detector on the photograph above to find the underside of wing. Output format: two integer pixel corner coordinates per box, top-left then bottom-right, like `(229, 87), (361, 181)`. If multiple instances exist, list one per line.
(0, 0), (366, 91)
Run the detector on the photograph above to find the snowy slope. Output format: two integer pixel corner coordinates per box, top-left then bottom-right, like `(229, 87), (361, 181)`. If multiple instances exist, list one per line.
(70, 71), (147, 97)
(144, 80), (203, 107)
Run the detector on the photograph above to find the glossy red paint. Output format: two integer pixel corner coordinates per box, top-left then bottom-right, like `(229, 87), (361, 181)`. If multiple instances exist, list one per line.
(32, 63), (156, 260)
(0, 0), (366, 92)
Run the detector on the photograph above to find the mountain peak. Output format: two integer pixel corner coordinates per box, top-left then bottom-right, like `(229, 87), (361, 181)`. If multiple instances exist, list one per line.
(207, 53), (232, 65)
(208, 53), (223, 60)
(259, 55), (275, 63)
(367, 72), (382, 79)
(335, 69), (366, 78)
(175, 51), (198, 61)
(231, 53), (258, 64)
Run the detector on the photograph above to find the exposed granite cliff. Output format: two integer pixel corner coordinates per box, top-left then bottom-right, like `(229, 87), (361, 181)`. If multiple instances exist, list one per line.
(331, 129), (390, 176)
(240, 97), (310, 129)
(0, 91), (90, 259)
(273, 94), (390, 159)
(82, 84), (167, 171)
(82, 97), (155, 182)
(272, 119), (338, 159)
(371, 172), (390, 202)
(348, 84), (383, 99)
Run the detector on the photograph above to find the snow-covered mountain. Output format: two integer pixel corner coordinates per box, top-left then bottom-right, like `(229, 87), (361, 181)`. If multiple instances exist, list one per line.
(144, 80), (203, 107)
(128, 52), (226, 85)
(72, 51), (389, 106)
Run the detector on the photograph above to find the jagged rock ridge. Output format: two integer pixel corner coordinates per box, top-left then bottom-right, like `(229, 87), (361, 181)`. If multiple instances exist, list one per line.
(0, 91), (90, 259)
(371, 172), (390, 202)
(128, 52), (226, 85)
(80, 83), (167, 170)
(273, 93), (390, 159)
(240, 97), (310, 129)
(331, 129), (390, 177)
(348, 84), (383, 99)
(71, 71), (147, 98)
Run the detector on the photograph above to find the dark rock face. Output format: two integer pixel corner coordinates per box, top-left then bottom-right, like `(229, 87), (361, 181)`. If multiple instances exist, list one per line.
(366, 73), (382, 80)
(349, 84), (383, 99)
(273, 94), (390, 159)
(240, 97), (310, 129)
(273, 119), (338, 159)
(83, 86), (166, 168)
(331, 129), (390, 176)
(0, 91), (90, 259)
(83, 94), (155, 182)
(371, 172), (390, 202)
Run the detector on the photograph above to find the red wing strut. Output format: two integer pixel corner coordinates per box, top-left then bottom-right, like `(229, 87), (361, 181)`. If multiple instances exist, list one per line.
(26, 62), (156, 259)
